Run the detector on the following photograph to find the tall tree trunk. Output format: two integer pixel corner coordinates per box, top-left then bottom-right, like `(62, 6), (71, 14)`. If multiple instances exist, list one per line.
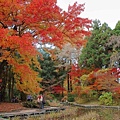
(0, 61), (8, 101)
(20, 92), (26, 101)
(1, 70), (7, 101)
(8, 66), (12, 102)
(11, 76), (15, 100)
(70, 79), (72, 92)
(67, 73), (70, 92)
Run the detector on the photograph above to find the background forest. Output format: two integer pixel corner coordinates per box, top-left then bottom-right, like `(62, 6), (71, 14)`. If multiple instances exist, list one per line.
(0, 0), (120, 106)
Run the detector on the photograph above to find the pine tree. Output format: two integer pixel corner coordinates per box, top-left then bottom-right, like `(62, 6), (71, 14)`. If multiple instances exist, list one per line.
(79, 20), (112, 69)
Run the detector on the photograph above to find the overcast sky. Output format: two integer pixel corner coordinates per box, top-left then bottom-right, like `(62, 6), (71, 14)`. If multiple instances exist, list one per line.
(57, 0), (120, 29)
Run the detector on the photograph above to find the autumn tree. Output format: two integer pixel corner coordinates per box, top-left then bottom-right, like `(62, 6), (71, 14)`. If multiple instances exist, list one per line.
(56, 43), (83, 92)
(106, 21), (120, 67)
(87, 68), (118, 92)
(0, 0), (91, 100)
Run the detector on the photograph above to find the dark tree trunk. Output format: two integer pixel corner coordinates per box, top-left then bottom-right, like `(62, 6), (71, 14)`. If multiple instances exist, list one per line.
(11, 76), (15, 100)
(20, 92), (26, 101)
(70, 80), (72, 92)
(67, 73), (70, 92)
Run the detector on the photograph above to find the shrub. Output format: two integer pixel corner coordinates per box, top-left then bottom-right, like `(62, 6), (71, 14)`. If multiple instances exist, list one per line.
(99, 92), (113, 105)
(61, 96), (67, 102)
(82, 90), (99, 102)
(89, 90), (99, 100)
(48, 94), (56, 102)
(67, 93), (75, 102)
(22, 101), (38, 108)
(47, 100), (62, 107)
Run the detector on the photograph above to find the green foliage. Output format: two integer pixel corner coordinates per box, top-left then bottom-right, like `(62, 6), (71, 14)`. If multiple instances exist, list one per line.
(39, 53), (57, 80)
(38, 51), (67, 91)
(79, 20), (112, 69)
(80, 90), (99, 103)
(99, 92), (113, 106)
(67, 93), (75, 102)
(88, 90), (99, 100)
(113, 20), (120, 35)
(22, 101), (38, 108)
(49, 94), (56, 102)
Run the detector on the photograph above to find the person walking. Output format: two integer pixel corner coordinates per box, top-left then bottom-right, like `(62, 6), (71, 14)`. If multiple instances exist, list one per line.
(38, 93), (44, 109)
(27, 94), (33, 101)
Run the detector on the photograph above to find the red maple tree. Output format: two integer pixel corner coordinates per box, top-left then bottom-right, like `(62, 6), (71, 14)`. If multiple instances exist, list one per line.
(0, 0), (91, 94)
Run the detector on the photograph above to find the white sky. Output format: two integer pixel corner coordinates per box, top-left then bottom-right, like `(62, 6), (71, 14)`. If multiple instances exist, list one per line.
(57, 0), (120, 29)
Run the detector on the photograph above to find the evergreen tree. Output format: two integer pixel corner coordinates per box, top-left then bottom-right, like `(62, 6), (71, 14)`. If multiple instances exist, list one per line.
(79, 20), (112, 69)
(113, 20), (120, 36)
(38, 50), (67, 92)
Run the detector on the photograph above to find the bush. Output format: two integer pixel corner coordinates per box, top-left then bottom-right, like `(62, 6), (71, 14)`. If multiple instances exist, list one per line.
(83, 90), (98, 101)
(47, 100), (61, 107)
(99, 92), (113, 106)
(48, 94), (56, 102)
(67, 93), (75, 102)
(22, 101), (38, 108)
(89, 90), (99, 100)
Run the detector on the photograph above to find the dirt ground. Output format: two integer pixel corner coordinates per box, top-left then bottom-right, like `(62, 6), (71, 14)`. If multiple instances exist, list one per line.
(0, 102), (30, 112)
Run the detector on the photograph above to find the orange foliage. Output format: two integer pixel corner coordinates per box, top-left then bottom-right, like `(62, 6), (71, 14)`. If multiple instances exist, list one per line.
(72, 86), (81, 96)
(0, 0), (91, 94)
(71, 67), (120, 96)
(69, 64), (87, 83)
(87, 68), (119, 92)
(52, 85), (66, 94)
(114, 86), (120, 95)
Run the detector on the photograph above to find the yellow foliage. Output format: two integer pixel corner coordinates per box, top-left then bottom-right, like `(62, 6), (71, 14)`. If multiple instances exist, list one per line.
(80, 74), (89, 81)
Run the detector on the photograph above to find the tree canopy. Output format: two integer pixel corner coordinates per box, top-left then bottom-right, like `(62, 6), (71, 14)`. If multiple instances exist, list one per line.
(79, 20), (112, 69)
(0, 0), (91, 95)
